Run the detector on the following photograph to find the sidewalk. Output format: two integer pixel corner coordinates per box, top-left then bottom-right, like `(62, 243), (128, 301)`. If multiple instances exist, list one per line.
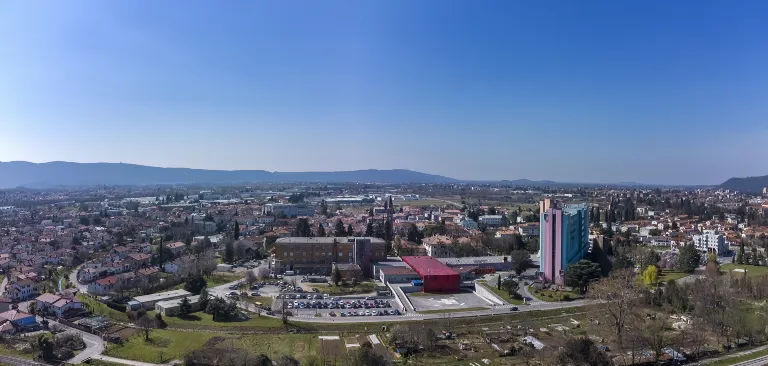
(90, 354), (180, 366)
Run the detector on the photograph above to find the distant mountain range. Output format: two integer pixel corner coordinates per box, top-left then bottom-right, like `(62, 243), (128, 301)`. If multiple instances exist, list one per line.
(0, 161), (461, 188)
(719, 175), (768, 194)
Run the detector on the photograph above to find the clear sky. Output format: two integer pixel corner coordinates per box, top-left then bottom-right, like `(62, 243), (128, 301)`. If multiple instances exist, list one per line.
(1, 1), (767, 185)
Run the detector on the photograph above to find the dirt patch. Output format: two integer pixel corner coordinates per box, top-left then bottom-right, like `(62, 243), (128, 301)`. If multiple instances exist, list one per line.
(104, 324), (139, 340)
(320, 338), (343, 359)
(203, 336), (227, 348)
(294, 342), (306, 357)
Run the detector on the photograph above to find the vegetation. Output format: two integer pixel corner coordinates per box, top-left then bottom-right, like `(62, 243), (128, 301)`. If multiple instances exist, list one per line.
(162, 310), (283, 328)
(77, 294), (129, 322)
(563, 259), (601, 294)
(530, 287), (581, 302)
(721, 263), (768, 277)
(479, 281), (524, 304)
(309, 281), (376, 295)
(105, 329), (216, 363)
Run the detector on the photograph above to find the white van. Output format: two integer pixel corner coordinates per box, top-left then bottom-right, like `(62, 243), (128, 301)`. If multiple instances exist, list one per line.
(284, 270), (295, 276)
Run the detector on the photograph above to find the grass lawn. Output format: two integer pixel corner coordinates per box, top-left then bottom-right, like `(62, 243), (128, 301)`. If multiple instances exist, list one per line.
(418, 307), (488, 314)
(159, 311), (284, 329)
(529, 287), (581, 302)
(635, 269), (691, 288)
(207, 273), (244, 287)
(105, 329), (216, 363)
(308, 282), (376, 295)
(478, 281), (525, 305)
(708, 348), (768, 366)
(243, 295), (273, 308)
(0, 345), (35, 360)
(77, 294), (129, 322)
(720, 264), (768, 277)
(236, 334), (319, 362)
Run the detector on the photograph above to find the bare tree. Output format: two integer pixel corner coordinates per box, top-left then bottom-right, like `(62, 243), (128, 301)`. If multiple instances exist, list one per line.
(137, 315), (155, 341)
(245, 270), (258, 285)
(587, 269), (639, 350)
(255, 266), (270, 281)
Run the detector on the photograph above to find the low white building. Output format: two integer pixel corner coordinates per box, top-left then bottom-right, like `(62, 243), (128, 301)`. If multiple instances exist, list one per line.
(517, 223), (540, 237)
(132, 289), (192, 310)
(692, 229), (728, 255)
(155, 295), (201, 316)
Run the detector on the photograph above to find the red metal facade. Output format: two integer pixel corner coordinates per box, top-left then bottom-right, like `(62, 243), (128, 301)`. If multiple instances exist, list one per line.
(401, 256), (460, 293)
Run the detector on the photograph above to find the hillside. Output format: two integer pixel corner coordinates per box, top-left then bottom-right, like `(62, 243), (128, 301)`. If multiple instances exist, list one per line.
(719, 175), (768, 193)
(0, 161), (459, 188)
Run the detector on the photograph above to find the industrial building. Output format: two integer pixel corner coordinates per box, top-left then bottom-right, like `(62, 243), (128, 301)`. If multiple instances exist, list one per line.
(132, 289), (192, 310)
(401, 256), (460, 293)
(155, 295), (201, 316)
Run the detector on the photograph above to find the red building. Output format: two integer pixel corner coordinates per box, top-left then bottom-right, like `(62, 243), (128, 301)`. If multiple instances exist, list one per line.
(401, 256), (460, 293)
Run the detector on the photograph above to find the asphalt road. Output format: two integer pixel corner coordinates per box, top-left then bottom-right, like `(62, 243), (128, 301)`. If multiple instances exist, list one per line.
(0, 354), (46, 366)
(70, 264), (88, 293)
(54, 320), (105, 364)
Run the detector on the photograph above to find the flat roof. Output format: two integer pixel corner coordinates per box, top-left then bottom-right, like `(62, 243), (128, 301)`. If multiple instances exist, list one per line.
(379, 267), (418, 275)
(276, 237), (385, 244)
(132, 289), (192, 303)
(156, 295), (201, 308)
(401, 256), (458, 276)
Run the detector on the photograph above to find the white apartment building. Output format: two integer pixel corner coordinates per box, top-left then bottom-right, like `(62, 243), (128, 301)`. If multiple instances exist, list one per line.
(478, 215), (504, 227)
(692, 229), (728, 255)
(262, 203), (315, 218)
(423, 242), (453, 258)
(517, 223), (540, 236)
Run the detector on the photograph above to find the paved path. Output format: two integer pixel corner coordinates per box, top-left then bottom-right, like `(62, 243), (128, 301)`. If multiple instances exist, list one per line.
(69, 264), (88, 293)
(732, 355), (768, 366)
(90, 354), (179, 366)
(0, 275), (7, 296)
(51, 320), (105, 364)
(698, 344), (768, 365)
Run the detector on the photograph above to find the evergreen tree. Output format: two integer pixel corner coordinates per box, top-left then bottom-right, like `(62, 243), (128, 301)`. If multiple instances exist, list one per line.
(677, 243), (702, 273)
(316, 223), (326, 237)
(333, 266), (342, 286)
(224, 240), (235, 263)
(234, 220), (240, 240)
(178, 296), (192, 316)
(365, 222), (374, 237)
(334, 219), (346, 237)
(346, 224), (354, 236)
(738, 240), (746, 264)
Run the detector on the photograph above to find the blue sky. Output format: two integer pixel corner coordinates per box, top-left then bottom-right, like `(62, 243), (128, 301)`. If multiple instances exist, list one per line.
(1, 1), (767, 185)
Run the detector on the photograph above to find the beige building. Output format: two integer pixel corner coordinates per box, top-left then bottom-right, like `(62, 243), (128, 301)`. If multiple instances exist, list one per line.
(274, 237), (386, 277)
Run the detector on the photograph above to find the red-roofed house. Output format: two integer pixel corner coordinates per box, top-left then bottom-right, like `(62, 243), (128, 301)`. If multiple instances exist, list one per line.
(88, 276), (117, 295)
(35, 293), (83, 318)
(125, 253), (152, 269)
(166, 241), (186, 256)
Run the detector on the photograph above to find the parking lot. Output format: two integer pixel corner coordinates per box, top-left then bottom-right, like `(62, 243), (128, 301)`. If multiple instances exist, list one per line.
(220, 280), (405, 318)
(406, 291), (490, 312)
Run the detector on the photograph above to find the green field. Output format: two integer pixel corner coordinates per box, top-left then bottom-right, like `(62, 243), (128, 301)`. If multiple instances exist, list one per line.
(159, 311), (284, 329)
(207, 273), (244, 287)
(721, 264), (768, 278)
(708, 348), (768, 366)
(418, 307), (488, 314)
(478, 281), (525, 305)
(105, 329), (323, 363)
(105, 329), (216, 363)
(77, 294), (129, 322)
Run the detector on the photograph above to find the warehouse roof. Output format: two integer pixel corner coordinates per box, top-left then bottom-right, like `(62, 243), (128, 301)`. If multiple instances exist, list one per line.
(401, 256), (458, 276)
(379, 267), (418, 275)
(132, 289), (191, 304)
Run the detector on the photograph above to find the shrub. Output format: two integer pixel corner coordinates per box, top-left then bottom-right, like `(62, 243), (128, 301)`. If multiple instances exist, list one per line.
(562, 294), (571, 301)
(106, 301), (126, 312)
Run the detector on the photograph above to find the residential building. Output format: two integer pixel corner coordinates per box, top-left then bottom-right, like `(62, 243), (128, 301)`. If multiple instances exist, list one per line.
(458, 218), (478, 230)
(518, 223), (540, 237)
(478, 215), (504, 227)
(88, 276), (118, 295)
(0, 310), (37, 332)
(34, 293), (84, 318)
(6, 279), (40, 302)
(262, 203), (315, 218)
(421, 235), (454, 258)
(274, 237), (386, 276)
(539, 201), (589, 285)
(692, 229), (729, 255)
(166, 241), (186, 256)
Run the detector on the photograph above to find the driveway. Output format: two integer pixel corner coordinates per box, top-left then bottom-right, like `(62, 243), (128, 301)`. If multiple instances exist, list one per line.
(89, 354), (179, 366)
(54, 320), (105, 364)
(69, 264), (88, 293)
